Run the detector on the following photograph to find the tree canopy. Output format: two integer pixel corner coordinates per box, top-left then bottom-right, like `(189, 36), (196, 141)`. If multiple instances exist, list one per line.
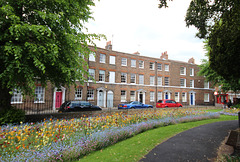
(0, 0), (103, 110)
(159, 0), (240, 81)
(198, 41), (240, 94)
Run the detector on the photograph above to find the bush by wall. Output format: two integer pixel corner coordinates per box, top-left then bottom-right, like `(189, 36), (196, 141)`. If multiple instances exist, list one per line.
(0, 107), (25, 125)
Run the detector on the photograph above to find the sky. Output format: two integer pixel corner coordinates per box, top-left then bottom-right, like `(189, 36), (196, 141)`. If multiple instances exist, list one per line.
(85, 0), (207, 65)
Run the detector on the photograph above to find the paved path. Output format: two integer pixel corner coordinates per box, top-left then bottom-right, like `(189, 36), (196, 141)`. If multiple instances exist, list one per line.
(140, 120), (238, 162)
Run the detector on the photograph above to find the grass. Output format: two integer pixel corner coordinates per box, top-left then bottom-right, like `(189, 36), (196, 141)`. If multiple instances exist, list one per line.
(77, 112), (237, 162)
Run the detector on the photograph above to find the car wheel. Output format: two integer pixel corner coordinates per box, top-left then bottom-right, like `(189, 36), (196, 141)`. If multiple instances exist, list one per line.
(131, 107), (135, 109)
(148, 106), (153, 108)
(179, 105), (182, 107)
(165, 106), (168, 108)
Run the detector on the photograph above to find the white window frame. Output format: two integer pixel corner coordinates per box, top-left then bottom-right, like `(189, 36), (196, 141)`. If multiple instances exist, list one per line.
(180, 78), (186, 87)
(130, 74), (136, 84)
(190, 80), (194, 88)
(34, 86), (45, 103)
(139, 74), (144, 85)
(109, 55), (116, 65)
(89, 51), (96, 62)
(204, 93), (209, 102)
(88, 69), (95, 81)
(204, 81), (209, 89)
(190, 68), (194, 76)
(165, 64), (169, 71)
(121, 90), (126, 102)
(158, 92), (162, 101)
(75, 89), (82, 100)
(139, 60), (144, 68)
(99, 53), (106, 63)
(109, 71), (115, 83)
(182, 92), (187, 102)
(150, 91), (155, 102)
(131, 59), (136, 68)
(121, 58), (127, 66)
(175, 92), (179, 102)
(11, 89), (23, 104)
(180, 67), (186, 75)
(150, 76), (155, 85)
(157, 77), (162, 86)
(157, 63), (162, 71)
(87, 89), (94, 100)
(99, 70), (105, 82)
(149, 62), (155, 70)
(130, 91), (135, 101)
(164, 77), (169, 86)
(121, 73), (127, 83)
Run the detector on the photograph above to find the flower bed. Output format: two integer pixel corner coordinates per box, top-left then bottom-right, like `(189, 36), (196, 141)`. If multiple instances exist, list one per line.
(220, 108), (240, 116)
(0, 109), (219, 161)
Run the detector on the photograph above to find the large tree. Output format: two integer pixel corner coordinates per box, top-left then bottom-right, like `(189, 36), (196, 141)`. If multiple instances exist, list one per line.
(0, 0), (103, 111)
(159, 0), (240, 81)
(199, 41), (240, 94)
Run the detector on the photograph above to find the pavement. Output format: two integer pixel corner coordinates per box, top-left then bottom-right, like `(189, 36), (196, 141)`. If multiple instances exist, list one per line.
(140, 120), (238, 162)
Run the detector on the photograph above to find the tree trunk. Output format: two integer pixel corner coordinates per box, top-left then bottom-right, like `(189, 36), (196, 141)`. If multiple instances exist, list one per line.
(0, 86), (12, 112)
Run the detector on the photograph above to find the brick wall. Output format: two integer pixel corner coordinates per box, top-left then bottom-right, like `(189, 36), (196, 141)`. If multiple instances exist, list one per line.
(13, 42), (214, 111)
(63, 43), (214, 107)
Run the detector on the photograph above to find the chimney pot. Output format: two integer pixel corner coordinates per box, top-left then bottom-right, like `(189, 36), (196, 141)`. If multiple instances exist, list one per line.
(160, 51), (168, 60)
(105, 41), (112, 50)
(133, 51), (140, 55)
(188, 57), (195, 64)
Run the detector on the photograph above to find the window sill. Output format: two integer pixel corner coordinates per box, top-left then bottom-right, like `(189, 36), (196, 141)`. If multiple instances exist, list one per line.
(34, 101), (45, 104)
(11, 102), (23, 104)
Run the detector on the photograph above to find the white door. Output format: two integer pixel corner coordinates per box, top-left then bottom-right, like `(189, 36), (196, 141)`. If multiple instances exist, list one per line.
(107, 91), (114, 108)
(99, 90), (104, 107)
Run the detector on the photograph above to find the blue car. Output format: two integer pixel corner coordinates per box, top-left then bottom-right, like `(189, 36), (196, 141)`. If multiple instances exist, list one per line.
(118, 101), (153, 109)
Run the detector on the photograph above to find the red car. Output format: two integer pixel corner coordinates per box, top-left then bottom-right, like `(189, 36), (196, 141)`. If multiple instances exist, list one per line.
(156, 99), (183, 108)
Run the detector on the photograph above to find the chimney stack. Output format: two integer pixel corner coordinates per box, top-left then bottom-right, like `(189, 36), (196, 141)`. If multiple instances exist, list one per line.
(160, 51), (168, 60)
(105, 41), (112, 50)
(133, 51), (140, 55)
(188, 57), (195, 64)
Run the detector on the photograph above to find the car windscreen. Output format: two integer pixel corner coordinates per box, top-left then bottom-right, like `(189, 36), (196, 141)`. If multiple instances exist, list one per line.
(157, 100), (163, 103)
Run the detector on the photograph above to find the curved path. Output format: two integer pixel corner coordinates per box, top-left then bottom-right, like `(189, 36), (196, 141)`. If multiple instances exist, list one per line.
(140, 120), (238, 162)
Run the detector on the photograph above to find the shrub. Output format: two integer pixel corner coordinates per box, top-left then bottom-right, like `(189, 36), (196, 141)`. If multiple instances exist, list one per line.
(0, 107), (25, 125)
(232, 104), (240, 109)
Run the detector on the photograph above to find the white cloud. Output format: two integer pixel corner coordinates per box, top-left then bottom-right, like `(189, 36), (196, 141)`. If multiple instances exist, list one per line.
(86, 0), (207, 64)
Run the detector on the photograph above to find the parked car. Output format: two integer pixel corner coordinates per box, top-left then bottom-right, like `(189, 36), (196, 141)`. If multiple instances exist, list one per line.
(118, 101), (153, 109)
(156, 99), (183, 108)
(58, 101), (102, 112)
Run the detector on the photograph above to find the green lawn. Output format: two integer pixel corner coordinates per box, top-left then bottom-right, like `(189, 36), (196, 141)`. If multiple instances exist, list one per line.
(77, 112), (237, 162)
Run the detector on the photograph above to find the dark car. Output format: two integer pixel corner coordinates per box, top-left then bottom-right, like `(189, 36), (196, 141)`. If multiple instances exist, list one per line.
(58, 101), (102, 112)
(118, 101), (153, 109)
(156, 99), (183, 108)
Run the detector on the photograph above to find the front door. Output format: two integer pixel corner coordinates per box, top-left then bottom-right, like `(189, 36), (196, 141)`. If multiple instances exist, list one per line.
(190, 93), (193, 105)
(107, 91), (113, 108)
(189, 92), (195, 105)
(165, 92), (168, 99)
(139, 93), (143, 103)
(55, 92), (62, 108)
(99, 90), (104, 107)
